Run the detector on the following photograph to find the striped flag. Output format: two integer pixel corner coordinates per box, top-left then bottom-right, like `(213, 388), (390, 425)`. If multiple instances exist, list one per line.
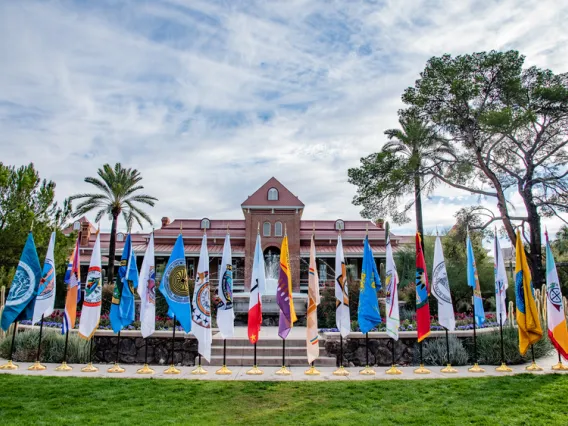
(277, 235), (297, 339)
(545, 231), (568, 359)
(62, 238), (80, 335)
(248, 233), (265, 344)
(415, 232), (430, 342)
(79, 232), (102, 339)
(385, 233), (400, 340)
(335, 235), (350, 337)
(306, 234), (320, 364)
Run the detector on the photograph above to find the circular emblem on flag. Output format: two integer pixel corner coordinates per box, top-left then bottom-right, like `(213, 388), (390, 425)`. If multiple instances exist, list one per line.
(515, 271), (526, 314)
(85, 267), (102, 304)
(415, 267), (428, 309)
(432, 261), (451, 304)
(147, 266), (156, 305)
(193, 284), (211, 328)
(220, 265), (233, 310)
(163, 259), (189, 303)
(548, 282), (562, 307)
(37, 263), (55, 301)
(6, 261), (36, 307)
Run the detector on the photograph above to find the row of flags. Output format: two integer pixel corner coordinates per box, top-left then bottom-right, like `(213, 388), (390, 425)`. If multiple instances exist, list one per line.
(1, 225), (567, 365)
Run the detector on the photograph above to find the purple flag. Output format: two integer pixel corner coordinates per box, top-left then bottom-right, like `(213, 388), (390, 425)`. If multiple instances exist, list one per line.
(277, 235), (296, 339)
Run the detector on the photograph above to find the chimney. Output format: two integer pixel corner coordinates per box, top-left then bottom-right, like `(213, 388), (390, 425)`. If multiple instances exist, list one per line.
(375, 218), (384, 229)
(161, 217), (171, 228)
(80, 221), (91, 246)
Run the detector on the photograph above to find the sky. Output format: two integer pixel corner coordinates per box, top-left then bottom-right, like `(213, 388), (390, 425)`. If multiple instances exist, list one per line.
(1, 0), (567, 244)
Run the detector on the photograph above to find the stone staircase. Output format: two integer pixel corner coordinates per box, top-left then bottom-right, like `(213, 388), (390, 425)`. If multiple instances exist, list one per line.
(196, 338), (336, 367)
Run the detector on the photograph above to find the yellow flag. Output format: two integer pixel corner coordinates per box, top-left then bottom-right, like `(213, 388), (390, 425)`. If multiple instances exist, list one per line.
(515, 230), (543, 355)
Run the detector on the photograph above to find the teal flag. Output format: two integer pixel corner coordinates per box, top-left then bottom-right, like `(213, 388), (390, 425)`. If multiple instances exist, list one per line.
(160, 234), (192, 332)
(119, 235), (138, 327)
(1, 233), (42, 331)
(110, 234), (134, 333)
(358, 236), (382, 333)
(467, 233), (485, 326)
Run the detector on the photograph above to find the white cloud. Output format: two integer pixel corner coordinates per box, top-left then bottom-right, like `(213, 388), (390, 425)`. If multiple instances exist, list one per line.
(0, 0), (566, 237)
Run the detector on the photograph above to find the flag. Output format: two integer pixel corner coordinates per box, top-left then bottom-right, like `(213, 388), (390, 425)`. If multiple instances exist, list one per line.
(79, 232), (102, 339)
(385, 233), (400, 340)
(217, 232), (234, 339)
(306, 234), (320, 364)
(358, 236), (382, 334)
(335, 235), (350, 337)
(192, 233), (212, 361)
(277, 235), (297, 339)
(515, 229), (543, 355)
(248, 233), (265, 344)
(137, 233), (156, 338)
(494, 233), (508, 326)
(110, 234), (138, 332)
(32, 231), (56, 325)
(62, 238), (80, 334)
(1, 233), (41, 331)
(432, 235), (455, 331)
(415, 232), (430, 342)
(545, 231), (568, 360)
(159, 234), (191, 333)
(467, 232), (485, 326)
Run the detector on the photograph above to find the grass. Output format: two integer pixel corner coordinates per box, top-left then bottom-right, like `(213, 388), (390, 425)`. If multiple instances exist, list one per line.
(1, 375), (567, 425)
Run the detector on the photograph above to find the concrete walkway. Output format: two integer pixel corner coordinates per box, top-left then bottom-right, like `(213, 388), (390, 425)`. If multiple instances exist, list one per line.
(1, 354), (567, 381)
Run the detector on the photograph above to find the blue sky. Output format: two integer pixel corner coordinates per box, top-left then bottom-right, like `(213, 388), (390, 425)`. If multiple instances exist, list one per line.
(1, 0), (567, 242)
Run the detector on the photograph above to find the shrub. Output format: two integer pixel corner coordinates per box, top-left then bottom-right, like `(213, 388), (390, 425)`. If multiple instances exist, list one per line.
(421, 335), (469, 366)
(317, 287), (337, 329)
(0, 329), (91, 363)
(466, 327), (553, 365)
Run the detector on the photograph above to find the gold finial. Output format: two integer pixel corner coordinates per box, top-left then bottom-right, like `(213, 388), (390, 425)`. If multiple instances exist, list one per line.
(227, 223), (230, 234)
(284, 223), (287, 236)
(312, 222), (315, 237)
(257, 222), (260, 234)
(30, 219), (34, 232)
(180, 221), (183, 232)
(366, 223), (368, 236)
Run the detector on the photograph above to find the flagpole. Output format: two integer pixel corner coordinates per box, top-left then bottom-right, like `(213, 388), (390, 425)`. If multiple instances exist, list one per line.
(137, 338), (154, 374)
(440, 327), (457, 373)
(216, 225), (233, 376)
(165, 316), (181, 374)
(29, 315), (47, 371)
(81, 336), (98, 372)
(276, 337), (291, 375)
(552, 351), (568, 371)
(525, 345), (543, 371)
(333, 226), (349, 377)
(108, 330), (125, 373)
(0, 322), (19, 370)
(55, 327), (73, 371)
(386, 338), (402, 375)
(495, 312), (512, 372)
(468, 290), (484, 373)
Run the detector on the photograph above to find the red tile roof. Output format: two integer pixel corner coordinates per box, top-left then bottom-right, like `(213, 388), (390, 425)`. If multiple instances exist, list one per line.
(241, 177), (304, 208)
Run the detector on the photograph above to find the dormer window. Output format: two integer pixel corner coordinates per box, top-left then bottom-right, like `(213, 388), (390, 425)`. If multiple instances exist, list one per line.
(335, 219), (345, 231)
(117, 232), (125, 242)
(73, 221), (81, 231)
(268, 188), (279, 201)
(201, 218), (210, 230)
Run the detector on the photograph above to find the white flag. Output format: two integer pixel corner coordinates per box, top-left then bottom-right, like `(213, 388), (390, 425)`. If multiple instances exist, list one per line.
(217, 233), (234, 339)
(137, 233), (156, 338)
(335, 235), (350, 337)
(192, 234), (212, 361)
(494, 235), (508, 326)
(307, 235), (320, 363)
(432, 236), (455, 331)
(32, 231), (56, 324)
(385, 233), (400, 340)
(79, 233), (102, 339)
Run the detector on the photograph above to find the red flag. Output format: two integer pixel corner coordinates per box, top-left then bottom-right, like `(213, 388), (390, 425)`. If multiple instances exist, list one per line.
(248, 234), (265, 344)
(415, 232), (430, 342)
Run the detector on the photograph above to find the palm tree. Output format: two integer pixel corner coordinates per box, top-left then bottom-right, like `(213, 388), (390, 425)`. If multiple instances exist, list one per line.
(70, 163), (157, 284)
(383, 116), (453, 251)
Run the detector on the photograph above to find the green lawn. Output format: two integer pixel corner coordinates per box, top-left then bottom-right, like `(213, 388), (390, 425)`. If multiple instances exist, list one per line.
(1, 375), (567, 425)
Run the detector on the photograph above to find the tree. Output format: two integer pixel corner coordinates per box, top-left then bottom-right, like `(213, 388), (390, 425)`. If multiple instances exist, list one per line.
(402, 50), (568, 287)
(70, 164), (157, 284)
(0, 163), (74, 306)
(348, 116), (453, 250)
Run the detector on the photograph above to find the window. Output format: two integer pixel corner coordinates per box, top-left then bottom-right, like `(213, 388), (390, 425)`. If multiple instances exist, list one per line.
(318, 262), (327, 284)
(117, 232), (125, 242)
(335, 219), (345, 231)
(275, 221), (283, 237)
(268, 188), (279, 201)
(200, 218), (210, 229)
(263, 221), (271, 237)
(73, 221), (81, 231)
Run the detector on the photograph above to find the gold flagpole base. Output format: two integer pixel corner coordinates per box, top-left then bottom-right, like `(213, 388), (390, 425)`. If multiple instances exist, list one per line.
(304, 365), (321, 376)
(275, 365), (292, 376)
(0, 360), (18, 370)
(215, 365), (232, 375)
(246, 365), (264, 375)
(468, 363), (485, 373)
(191, 364), (208, 375)
(136, 364), (154, 374)
(164, 364), (181, 374)
(359, 365), (376, 375)
(28, 360), (47, 371)
(441, 364), (458, 373)
(54, 361), (72, 372)
(385, 364), (402, 375)
(414, 364), (431, 374)
(525, 361), (543, 371)
(551, 361), (568, 371)
(496, 363), (513, 372)
(332, 366), (350, 376)
(81, 362), (99, 373)
(107, 363), (125, 373)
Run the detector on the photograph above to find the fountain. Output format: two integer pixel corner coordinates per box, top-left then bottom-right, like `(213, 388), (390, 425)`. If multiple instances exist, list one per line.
(264, 250), (279, 296)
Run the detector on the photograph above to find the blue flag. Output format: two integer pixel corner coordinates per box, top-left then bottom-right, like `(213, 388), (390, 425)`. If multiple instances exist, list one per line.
(119, 235), (138, 328)
(110, 234), (135, 333)
(358, 236), (382, 333)
(160, 234), (191, 332)
(1, 233), (42, 331)
(467, 233), (485, 326)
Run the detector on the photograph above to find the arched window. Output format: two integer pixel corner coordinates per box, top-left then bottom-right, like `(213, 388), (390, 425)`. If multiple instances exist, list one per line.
(200, 218), (210, 229)
(268, 188), (279, 201)
(117, 232), (125, 242)
(275, 221), (283, 237)
(263, 221), (271, 237)
(335, 219), (345, 231)
(73, 221), (81, 231)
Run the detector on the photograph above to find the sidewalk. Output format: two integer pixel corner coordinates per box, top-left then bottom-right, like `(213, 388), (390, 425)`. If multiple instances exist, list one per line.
(1, 354), (566, 381)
